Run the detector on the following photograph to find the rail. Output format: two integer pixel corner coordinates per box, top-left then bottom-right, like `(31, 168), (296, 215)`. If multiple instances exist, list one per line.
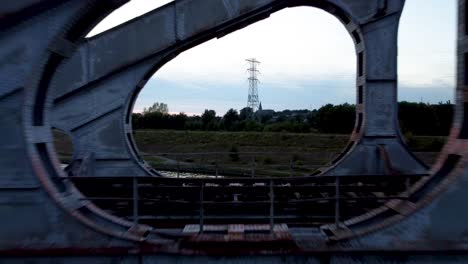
(71, 174), (426, 234)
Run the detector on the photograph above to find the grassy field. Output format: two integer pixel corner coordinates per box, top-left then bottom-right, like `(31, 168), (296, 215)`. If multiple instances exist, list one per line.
(54, 129), (445, 176)
(134, 130), (349, 152)
(135, 130), (352, 176)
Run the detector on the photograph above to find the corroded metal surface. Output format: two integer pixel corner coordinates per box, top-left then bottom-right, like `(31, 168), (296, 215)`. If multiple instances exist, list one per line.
(0, 0), (467, 262)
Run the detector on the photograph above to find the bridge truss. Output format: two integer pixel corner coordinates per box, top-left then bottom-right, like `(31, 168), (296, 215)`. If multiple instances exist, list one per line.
(0, 0), (468, 262)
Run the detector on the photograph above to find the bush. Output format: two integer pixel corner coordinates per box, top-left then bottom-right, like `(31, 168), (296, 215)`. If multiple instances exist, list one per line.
(295, 160), (304, 166)
(264, 121), (309, 133)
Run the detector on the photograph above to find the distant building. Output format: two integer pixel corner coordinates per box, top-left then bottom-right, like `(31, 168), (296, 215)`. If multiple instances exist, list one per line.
(255, 102), (275, 121)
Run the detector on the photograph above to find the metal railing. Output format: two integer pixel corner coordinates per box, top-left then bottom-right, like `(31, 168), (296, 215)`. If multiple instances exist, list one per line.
(73, 174), (427, 234)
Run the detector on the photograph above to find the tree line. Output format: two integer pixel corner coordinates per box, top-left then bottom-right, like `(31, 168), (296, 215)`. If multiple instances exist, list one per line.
(132, 101), (453, 136)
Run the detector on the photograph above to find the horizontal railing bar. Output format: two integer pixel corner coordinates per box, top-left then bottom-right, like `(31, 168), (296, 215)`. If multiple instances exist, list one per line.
(140, 151), (342, 156)
(76, 184), (411, 190)
(70, 174), (428, 181)
(127, 215), (355, 220)
(80, 195), (409, 203)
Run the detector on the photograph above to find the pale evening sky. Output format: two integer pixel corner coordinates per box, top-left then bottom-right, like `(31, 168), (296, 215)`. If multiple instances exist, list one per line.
(88, 0), (456, 115)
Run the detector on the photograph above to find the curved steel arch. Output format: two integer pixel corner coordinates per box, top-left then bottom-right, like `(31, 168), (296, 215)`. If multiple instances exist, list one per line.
(50, 0), (427, 178)
(0, 0), (467, 261)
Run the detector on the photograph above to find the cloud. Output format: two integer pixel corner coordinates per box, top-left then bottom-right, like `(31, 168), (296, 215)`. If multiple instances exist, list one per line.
(135, 75), (357, 115)
(399, 81), (455, 104)
(90, 0), (456, 115)
(135, 74), (455, 116)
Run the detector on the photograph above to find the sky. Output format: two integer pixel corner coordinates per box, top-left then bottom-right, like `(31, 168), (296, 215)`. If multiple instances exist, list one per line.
(88, 0), (457, 116)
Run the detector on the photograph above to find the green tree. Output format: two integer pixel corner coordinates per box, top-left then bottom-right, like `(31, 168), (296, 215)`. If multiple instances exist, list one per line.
(316, 103), (355, 133)
(143, 102), (169, 114)
(131, 113), (143, 129)
(223, 108), (240, 131)
(398, 101), (453, 136)
(432, 101), (453, 135)
(201, 109), (217, 130)
(171, 112), (188, 130)
(239, 107), (253, 120)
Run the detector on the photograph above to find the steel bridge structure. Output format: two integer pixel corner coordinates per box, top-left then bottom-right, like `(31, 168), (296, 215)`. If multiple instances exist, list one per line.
(1, 0), (468, 263)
